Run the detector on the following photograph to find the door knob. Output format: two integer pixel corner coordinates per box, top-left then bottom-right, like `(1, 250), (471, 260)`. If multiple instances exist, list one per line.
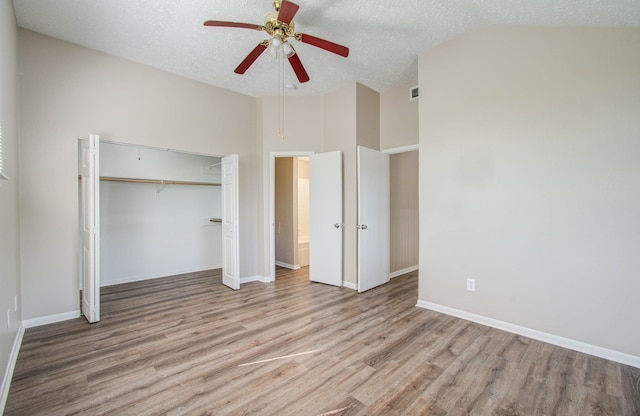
(333, 223), (344, 229)
(358, 224), (368, 230)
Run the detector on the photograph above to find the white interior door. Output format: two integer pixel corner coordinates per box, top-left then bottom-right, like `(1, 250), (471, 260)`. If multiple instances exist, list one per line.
(357, 146), (390, 292)
(80, 134), (100, 323)
(221, 154), (240, 290)
(309, 151), (343, 286)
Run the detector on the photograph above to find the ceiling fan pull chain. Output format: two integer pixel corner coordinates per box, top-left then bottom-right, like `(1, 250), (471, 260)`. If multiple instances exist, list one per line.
(278, 47), (285, 139)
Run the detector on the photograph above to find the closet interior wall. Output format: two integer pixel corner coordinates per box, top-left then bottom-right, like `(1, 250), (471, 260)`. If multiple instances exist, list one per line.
(99, 142), (223, 286)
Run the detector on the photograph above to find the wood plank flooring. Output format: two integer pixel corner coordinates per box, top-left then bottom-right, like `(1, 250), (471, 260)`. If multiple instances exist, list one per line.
(5, 268), (640, 415)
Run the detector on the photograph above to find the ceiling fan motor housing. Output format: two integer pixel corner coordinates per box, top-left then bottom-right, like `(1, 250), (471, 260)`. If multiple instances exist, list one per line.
(265, 12), (295, 40)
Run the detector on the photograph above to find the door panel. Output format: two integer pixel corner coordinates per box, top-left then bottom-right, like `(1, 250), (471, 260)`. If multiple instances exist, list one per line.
(222, 154), (240, 290)
(80, 134), (100, 323)
(357, 146), (390, 292)
(309, 151), (343, 286)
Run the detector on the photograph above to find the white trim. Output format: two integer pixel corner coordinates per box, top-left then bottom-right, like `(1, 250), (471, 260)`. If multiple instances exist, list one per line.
(382, 144), (419, 155)
(275, 261), (300, 270)
(416, 300), (640, 369)
(0, 324), (24, 415)
(240, 275), (272, 284)
(268, 151), (315, 282)
(389, 265), (419, 279)
(100, 265), (221, 287)
(23, 310), (81, 328)
(342, 281), (357, 290)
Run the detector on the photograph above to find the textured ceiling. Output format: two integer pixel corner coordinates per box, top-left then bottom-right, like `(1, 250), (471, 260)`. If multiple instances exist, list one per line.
(12, 0), (640, 97)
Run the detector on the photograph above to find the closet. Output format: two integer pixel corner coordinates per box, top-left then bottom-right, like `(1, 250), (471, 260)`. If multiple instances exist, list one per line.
(99, 142), (222, 286)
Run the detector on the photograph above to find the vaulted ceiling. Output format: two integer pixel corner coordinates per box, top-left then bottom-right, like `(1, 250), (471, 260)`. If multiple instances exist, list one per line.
(12, 0), (640, 97)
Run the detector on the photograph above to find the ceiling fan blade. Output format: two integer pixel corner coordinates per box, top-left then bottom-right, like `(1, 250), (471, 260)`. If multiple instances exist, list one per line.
(277, 0), (300, 25)
(288, 53), (310, 83)
(234, 42), (268, 74)
(204, 20), (265, 31)
(296, 33), (349, 57)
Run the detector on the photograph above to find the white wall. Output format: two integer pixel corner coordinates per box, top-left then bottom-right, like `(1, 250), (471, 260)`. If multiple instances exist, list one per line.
(100, 142), (222, 182)
(0, 0), (21, 407)
(100, 143), (221, 285)
(18, 30), (258, 321)
(101, 183), (221, 285)
(418, 26), (640, 357)
(297, 157), (310, 243)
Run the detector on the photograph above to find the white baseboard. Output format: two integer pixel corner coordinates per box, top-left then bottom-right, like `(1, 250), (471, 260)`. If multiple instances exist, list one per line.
(382, 144), (419, 154)
(389, 265), (419, 279)
(240, 275), (271, 284)
(101, 265), (222, 287)
(1, 324), (25, 414)
(416, 300), (640, 369)
(23, 310), (81, 329)
(274, 261), (300, 270)
(342, 281), (357, 290)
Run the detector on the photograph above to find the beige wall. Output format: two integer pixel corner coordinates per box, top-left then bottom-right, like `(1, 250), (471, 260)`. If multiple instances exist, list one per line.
(18, 30), (258, 320)
(322, 84), (358, 284)
(356, 83), (380, 150)
(380, 81), (419, 150)
(274, 157), (295, 266)
(418, 26), (640, 356)
(0, 0), (21, 395)
(390, 151), (419, 274)
(319, 83), (381, 286)
(256, 96), (324, 278)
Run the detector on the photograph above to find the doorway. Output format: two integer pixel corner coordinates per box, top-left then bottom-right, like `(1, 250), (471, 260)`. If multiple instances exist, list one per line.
(386, 146), (419, 279)
(268, 151), (314, 281)
(274, 156), (310, 271)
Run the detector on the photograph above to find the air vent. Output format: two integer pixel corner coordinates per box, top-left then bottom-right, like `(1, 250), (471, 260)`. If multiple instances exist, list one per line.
(409, 85), (419, 101)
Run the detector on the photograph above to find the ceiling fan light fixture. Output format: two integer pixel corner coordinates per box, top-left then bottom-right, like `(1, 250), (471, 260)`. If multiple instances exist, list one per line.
(266, 35), (281, 58)
(282, 41), (295, 58)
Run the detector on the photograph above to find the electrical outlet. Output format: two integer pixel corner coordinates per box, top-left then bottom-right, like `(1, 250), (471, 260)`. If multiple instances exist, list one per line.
(14, 295), (18, 312)
(466, 278), (476, 292)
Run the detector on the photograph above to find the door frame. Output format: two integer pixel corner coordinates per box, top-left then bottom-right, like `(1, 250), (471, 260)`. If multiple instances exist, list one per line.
(268, 151), (315, 282)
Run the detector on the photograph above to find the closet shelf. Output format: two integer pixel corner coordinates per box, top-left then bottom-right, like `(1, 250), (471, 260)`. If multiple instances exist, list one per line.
(99, 176), (221, 187)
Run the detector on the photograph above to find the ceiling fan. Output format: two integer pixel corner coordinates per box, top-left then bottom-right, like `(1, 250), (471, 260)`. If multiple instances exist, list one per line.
(203, 0), (349, 84)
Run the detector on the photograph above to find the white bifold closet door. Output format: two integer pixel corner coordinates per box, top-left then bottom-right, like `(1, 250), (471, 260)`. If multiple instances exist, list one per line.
(221, 154), (240, 290)
(80, 134), (100, 323)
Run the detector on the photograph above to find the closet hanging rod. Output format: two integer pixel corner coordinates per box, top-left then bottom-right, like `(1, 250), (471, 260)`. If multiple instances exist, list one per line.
(77, 175), (221, 186)
(98, 176), (221, 186)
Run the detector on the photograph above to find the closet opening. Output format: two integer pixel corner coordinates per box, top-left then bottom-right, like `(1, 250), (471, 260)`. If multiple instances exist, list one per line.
(79, 139), (227, 319)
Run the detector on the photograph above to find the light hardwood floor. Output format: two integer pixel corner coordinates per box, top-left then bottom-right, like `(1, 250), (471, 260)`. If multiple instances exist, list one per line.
(5, 268), (640, 415)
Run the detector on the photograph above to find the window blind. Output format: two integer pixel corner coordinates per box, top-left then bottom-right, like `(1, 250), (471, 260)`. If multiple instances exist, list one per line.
(0, 122), (7, 180)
